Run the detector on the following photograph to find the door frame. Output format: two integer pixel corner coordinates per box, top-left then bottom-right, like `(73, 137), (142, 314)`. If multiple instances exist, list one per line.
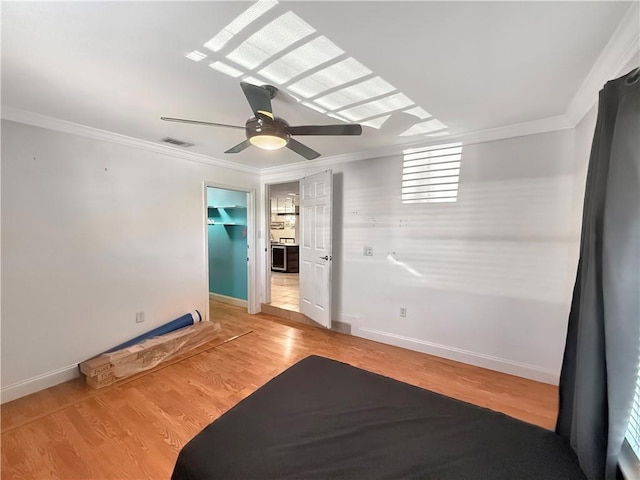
(264, 183), (272, 306)
(203, 181), (258, 319)
(262, 180), (301, 307)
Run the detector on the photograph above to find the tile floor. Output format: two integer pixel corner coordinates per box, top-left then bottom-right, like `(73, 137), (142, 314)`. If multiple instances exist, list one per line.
(269, 272), (299, 312)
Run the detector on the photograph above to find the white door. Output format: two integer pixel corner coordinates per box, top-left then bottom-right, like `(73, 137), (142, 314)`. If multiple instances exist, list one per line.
(300, 170), (332, 328)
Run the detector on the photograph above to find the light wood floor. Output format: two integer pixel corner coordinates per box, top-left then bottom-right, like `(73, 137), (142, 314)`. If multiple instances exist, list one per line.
(1, 301), (558, 479)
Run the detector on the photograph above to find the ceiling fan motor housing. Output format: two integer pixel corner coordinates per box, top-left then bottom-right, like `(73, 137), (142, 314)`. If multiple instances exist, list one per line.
(246, 116), (290, 149)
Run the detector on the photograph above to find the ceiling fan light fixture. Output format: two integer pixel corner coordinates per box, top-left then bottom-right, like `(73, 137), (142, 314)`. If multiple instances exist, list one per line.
(246, 113), (289, 150)
(163, 81), (361, 160)
(249, 134), (288, 150)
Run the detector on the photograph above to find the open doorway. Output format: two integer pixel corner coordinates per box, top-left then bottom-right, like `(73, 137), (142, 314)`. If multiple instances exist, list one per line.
(264, 171), (333, 328)
(206, 186), (251, 312)
(267, 181), (300, 312)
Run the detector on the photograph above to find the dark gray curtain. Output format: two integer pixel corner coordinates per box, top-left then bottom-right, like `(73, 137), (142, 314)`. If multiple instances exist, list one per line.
(556, 67), (640, 480)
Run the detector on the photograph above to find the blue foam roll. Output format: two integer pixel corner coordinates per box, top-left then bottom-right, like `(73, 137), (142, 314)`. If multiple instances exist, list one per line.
(105, 310), (202, 353)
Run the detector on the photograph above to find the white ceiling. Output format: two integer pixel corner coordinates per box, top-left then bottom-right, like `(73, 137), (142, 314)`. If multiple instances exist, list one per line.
(1, 1), (633, 170)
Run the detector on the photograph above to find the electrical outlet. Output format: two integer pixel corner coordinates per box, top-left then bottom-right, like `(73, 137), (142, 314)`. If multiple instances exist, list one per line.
(363, 246), (373, 256)
(399, 307), (407, 318)
(136, 312), (145, 323)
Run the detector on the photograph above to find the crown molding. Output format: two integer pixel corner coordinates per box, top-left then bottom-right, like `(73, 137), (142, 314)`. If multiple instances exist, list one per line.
(260, 113), (572, 180)
(565, 2), (640, 126)
(1, 106), (260, 175)
(5, 0), (637, 181)
(2, 105), (570, 181)
(263, 4), (640, 179)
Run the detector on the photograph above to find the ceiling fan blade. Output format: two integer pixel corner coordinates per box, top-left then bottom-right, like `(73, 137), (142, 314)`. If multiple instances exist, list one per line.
(287, 138), (321, 160)
(240, 82), (274, 119)
(287, 124), (362, 136)
(161, 117), (245, 130)
(225, 139), (252, 154)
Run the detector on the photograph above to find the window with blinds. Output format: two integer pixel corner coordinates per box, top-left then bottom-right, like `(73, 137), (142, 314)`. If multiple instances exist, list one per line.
(626, 361), (640, 460)
(402, 143), (462, 204)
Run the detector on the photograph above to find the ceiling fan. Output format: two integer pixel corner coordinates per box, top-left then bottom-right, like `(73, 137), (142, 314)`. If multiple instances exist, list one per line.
(161, 82), (362, 160)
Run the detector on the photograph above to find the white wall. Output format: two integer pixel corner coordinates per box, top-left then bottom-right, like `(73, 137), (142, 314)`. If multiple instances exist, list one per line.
(0, 114), (599, 401)
(263, 128), (585, 384)
(1, 120), (260, 402)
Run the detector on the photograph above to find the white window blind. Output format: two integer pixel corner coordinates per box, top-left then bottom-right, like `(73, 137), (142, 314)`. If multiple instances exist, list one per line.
(402, 143), (462, 204)
(626, 357), (640, 460)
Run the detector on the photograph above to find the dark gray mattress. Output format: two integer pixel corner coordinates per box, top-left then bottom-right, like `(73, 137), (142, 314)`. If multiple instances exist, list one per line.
(172, 355), (585, 480)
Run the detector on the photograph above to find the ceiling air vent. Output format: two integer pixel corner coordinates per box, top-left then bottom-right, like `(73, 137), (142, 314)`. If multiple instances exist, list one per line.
(161, 137), (194, 148)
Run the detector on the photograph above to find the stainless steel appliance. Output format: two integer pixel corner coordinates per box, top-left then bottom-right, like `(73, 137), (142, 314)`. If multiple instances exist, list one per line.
(271, 244), (286, 271)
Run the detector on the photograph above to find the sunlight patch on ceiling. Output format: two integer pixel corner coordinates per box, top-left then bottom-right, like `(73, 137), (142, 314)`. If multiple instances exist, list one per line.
(204, 0), (278, 52)
(327, 112), (351, 123)
(301, 101), (327, 113)
(399, 119), (447, 136)
(361, 115), (390, 129)
(185, 50), (207, 62)
(258, 36), (343, 84)
(242, 75), (268, 87)
(226, 12), (315, 70)
(287, 58), (372, 99)
(404, 106), (431, 120)
(209, 61), (243, 78)
(193, 1), (446, 137)
(339, 93), (413, 122)
(314, 76), (395, 111)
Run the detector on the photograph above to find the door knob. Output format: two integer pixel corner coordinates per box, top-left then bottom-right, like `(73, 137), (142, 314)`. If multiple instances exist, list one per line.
(318, 255), (332, 261)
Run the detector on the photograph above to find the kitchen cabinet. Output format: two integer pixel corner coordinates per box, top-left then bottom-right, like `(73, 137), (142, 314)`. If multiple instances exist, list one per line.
(271, 244), (299, 273)
(271, 197), (299, 215)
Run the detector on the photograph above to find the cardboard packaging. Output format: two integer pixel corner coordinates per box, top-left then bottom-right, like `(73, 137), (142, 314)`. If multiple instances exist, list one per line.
(80, 321), (220, 389)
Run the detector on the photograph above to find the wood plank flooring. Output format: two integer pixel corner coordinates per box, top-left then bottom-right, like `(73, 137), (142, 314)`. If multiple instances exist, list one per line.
(1, 300), (559, 479)
(1, 318), (253, 433)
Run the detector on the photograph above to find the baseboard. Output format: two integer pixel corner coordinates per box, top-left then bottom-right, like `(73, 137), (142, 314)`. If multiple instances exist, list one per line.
(331, 321), (351, 335)
(209, 292), (248, 308)
(260, 303), (306, 322)
(355, 326), (559, 385)
(1, 364), (80, 404)
(259, 304), (351, 333)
